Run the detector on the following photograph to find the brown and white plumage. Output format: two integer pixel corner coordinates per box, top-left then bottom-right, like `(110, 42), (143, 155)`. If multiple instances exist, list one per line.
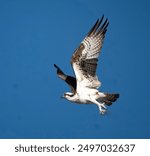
(54, 16), (119, 115)
(71, 15), (109, 90)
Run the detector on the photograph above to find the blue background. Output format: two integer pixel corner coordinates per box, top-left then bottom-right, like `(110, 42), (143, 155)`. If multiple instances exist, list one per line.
(0, 0), (150, 139)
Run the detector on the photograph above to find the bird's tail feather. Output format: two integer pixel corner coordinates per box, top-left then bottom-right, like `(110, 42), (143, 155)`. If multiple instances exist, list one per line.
(103, 93), (120, 106)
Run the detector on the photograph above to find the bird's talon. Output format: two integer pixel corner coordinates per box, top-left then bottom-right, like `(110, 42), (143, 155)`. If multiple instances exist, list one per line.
(100, 109), (106, 115)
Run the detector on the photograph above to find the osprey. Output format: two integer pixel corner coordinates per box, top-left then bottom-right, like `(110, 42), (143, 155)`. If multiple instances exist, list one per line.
(54, 15), (119, 115)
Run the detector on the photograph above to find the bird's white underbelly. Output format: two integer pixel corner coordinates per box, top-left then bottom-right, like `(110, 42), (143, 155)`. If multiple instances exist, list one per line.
(75, 88), (100, 104)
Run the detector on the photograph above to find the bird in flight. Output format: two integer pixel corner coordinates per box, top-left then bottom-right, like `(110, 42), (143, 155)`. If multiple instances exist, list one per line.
(54, 15), (119, 115)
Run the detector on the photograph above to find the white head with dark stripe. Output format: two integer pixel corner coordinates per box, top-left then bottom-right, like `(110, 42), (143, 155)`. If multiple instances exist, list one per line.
(62, 92), (76, 102)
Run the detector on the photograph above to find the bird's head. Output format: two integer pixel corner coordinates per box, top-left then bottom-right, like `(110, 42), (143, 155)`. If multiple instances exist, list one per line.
(61, 92), (74, 100)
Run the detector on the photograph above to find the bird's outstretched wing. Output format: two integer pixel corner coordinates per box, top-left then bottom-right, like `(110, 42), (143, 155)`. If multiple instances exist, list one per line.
(54, 64), (76, 93)
(71, 15), (109, 89)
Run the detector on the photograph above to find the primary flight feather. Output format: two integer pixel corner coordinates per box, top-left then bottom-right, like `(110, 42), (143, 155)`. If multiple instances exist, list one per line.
(54, 15), (119, 115)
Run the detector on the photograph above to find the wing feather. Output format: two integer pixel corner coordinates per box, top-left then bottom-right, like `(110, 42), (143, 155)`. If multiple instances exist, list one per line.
(71, 16), (109, 89)
(54, 64), (76, 93)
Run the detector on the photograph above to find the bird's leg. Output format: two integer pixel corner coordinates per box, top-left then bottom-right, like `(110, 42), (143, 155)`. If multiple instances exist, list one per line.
(99, 103), (107, 110)
(90, 98), (107, 115)
(98, 104), (106, 115)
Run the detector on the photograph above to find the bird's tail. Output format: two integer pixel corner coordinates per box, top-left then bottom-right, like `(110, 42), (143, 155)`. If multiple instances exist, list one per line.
(102, 93), (120, 106)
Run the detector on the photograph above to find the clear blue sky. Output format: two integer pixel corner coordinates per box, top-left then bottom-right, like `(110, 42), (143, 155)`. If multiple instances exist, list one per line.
(0, 0), (150, 139)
